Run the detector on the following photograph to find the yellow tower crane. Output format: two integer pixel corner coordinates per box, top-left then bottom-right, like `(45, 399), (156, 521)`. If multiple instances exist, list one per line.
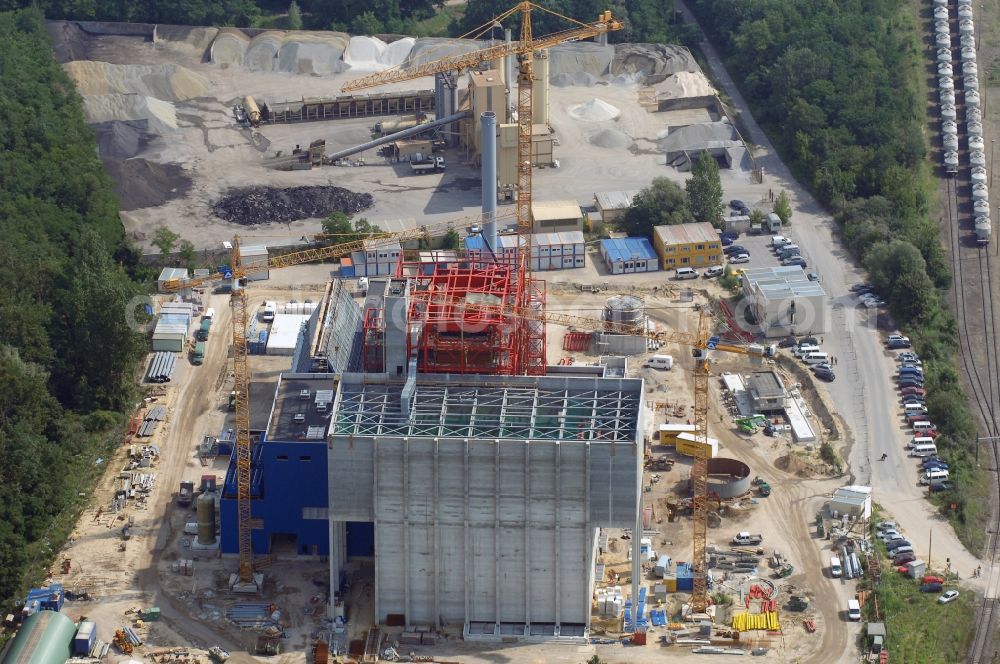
(340, 2), (623, 244)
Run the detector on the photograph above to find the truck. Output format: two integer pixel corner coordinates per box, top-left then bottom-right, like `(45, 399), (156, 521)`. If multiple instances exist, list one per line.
(260, 301), (277, 322)
(177, 481), (195, 506)
(410, 155), (445, 174)
(732, 532), (764, 546)
(196, 318), (212, 341)
(192, 342), (206, 365)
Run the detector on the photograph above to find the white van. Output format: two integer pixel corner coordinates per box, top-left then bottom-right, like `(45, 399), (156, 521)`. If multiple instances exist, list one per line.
(904, 403), (928, 415)
(912, 421), (936, 433)
(771, 235), (791, 247)
(803, 351), (830, 365)
(910, 443), (938, 458)
(793, 344), (821, 358)
(261, 300), (277, 322)
(675, 267), (698, 280)
(645, 354), (674, 370)
(204, 308), (215, 320)
(847, 599), (862, 621)
(921, 468), (949, 484)
(830, 556), (843, 578)
(909, 436), (936, 449)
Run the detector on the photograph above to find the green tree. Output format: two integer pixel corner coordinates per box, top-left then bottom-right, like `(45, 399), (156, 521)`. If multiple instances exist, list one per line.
(748, 208), (767, 226)
(178, 240), (197, 268)
(287, 0), (303, 29)
(321, 211), (353, 239)
(351, 10), (384, 34)
(619, 177), (693, 237)
(685, 151), (724, 227)
(441, 228), (460, 250)
(773, 190), (792, 225)
(152, 226), (180, 256)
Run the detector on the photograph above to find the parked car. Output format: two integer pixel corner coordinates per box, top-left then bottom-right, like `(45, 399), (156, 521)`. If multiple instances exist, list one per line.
(729, 199), (746, 210)
(847, 599), (862, 621)
(877, 521), (898, 532)
(703, 265), (725, 278)
(771, 235), (791, 247)
(886, 538), (911, 551)
(899, 352), (920, 363)
(902, 396), (926, 406)
(799, 336), (819, 347)
(724, 245), (748, 256)
(729, 254), (751, 264)
(898, 378), (925, 389)
(778, 336), (798, 348)
(901, 386), (926, 396)
(814, 368), (836, 382)
(783, 257), (808, 267)
(807, 271), (820, 282)
(929, 480), (953, 492)
(893, 552), (916, 565)
(721, 235), (735, 246)
(939, 590), (960, 604)
(851, 282), (874, 293)
(887, 334), (912, 349)
(879, 530), (902, 543)
(811, 362), (833, 373)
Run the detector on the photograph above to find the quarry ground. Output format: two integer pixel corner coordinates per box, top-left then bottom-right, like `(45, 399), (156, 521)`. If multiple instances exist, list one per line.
(44, 13), (1000, 664)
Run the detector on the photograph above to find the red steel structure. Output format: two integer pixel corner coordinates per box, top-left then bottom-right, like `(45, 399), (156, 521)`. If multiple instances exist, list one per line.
(358, 259), (546, 375)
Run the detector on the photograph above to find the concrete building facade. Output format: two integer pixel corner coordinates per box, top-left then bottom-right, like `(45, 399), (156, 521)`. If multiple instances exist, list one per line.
(531, 200), (583, 233)
(652, 222), (722, 269)
(327, 373), (644, 637)
(740, 266), (827, 338)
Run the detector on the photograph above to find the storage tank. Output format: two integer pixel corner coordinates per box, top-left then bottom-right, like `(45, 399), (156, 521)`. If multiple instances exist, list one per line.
(943, 134), (959, 150)
(940, 103), (957, 120)
(938, 62), (953, 76)
(967, 89), (982, 107)
(976, 216), (991, 244)
(935, 21), (951, 34)
(960, 18), (975, 34)
(973, 183), (989, 200)
(941, 90), (956, 105)
(968, 106), (982, 122)
(196, 493), (216, 545)
(963, 46), (978, 60)
(974, 198), (990, 214)
(939, 76), (954, 90)
(959, 5), (973, 18)
(965, 73), (979, 87)
(934, 0), (948, 6)
(603, 295), (645, 326)
(972, 166), (988, 183)
(971, 150), (986, 166)
(938, 47), (953, 62)
(936, 32), (952, 47)
(969, 135), (985, 151)
(944, 151), (960, 170)
(962, 34), (976, 48)
(934, 6), (949, 18)
(964, 61), (978, 75)
(942, 120), (958, 134)
(244, 95), (262, 125)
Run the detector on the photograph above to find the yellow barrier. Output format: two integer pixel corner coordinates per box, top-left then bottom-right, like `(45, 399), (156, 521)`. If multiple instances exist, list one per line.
(730, 611), (780, 631)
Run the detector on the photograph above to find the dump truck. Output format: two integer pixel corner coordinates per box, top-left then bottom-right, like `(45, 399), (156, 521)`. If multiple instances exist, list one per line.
(410, 155), (445, 174)
(196, 318), (212, 341)
(732, 532), (764, 546)
(177, 481), (195, 507)
(208, 647), (230, 664)
(192, 342), (206, 365)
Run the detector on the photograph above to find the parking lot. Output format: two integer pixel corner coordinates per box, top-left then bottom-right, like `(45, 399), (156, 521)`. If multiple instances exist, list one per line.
(721, 224), (818, 279)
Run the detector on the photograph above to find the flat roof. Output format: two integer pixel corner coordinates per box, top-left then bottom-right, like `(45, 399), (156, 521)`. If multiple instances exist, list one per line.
(465, 232), (582, 251)
(532, 200), (583, 222)
(469, 69), (503, 86)
(333, 373), (642, 443)
(741, 266), (826, 300)
(158, 267), (189, 281)
(240, 244), (268, 256)
(747, 371), (785, 399)
(595, 190), (641, 211)
(653, 222), (719, 246)
(267, 373), (336, 442)
(601, 237), (658, 262)
(267, 313), (311, 351)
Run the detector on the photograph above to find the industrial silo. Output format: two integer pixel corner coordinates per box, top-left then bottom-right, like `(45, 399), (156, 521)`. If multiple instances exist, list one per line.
(943, 134), (960, 150)
(196, 493), (216, 546)
(972, 166), (988, 183)
(967, 89), (982, 107)
(971, 150), (986, 166)
(941, 103), (957, 120)
(969, 136), (985, 152)
(941, 90), (956, 105)
(973, 183), (989, 201)
(960, 18), (975, 34)
(603, 295), (645, 327)
(945, 151), (960, 171)
(964, 61), (978, 75)
(937, 32), (953, 47)
(974, 198), (990, 215)
(968, 106), (982, 122)
(938, 62), (953, 76)
(942, 120), (958, 134)
(934, 6), (949, 19)
(940, 76), (955, 90)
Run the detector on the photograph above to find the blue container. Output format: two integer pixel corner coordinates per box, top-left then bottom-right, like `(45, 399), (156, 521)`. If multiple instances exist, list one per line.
(74, 621), (96, 655)
(675, 563), (694, 592)
(340, 264), (355, 278)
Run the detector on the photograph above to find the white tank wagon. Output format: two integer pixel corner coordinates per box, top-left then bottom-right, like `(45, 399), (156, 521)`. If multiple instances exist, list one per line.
(976, 215), (991, 244)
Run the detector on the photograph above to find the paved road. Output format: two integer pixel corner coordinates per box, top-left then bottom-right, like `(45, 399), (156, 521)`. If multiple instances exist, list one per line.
(676, 0), (992, 616)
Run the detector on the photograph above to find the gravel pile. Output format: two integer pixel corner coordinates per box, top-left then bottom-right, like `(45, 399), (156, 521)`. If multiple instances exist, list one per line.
(590, 128), (634, 149)
(209, 29), (350, 74)
(63, 61), (210, 101)
(569, 98), (621, 122)
(82, 94), (178, 134)
(548, 43), (614, 79)
(611, 44), (699, 84)
(212, 186), (374, 224)
(654, 71), (715, 98)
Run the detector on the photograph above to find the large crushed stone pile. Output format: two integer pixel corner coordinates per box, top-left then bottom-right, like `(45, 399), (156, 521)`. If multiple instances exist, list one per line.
(212, 186), (374, 224)
(210, 29), (351, 74)
(611, 44), (699, 84)
(63, 61), (210, 101)
(654, 71), (715, 99)
(548, 43), (614, 79)
(590, 128), (634, 149)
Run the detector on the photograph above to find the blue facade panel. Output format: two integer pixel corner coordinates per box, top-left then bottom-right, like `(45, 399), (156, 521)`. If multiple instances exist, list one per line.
(346, 521), (375, 557)
(220, 438), (329, 556)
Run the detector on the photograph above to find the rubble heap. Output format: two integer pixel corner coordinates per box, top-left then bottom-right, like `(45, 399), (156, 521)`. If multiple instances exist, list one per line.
(212, 185), (374, 224)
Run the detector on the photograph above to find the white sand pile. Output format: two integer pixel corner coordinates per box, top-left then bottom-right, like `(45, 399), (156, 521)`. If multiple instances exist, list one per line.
(342, 35), (412, 71)
(63, 61), (209, 101)
(210, 28), (250, 67)
(654, 71), (715, 99)
(569, 98), (621, 122)
(405, 37), (483, 68)
(82, 94), (178, 135)
(590, 128), (634, 149)
(548, 42), (614, 79)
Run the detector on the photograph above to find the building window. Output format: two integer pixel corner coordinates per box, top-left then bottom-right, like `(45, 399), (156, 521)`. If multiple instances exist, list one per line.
(710, 254), (720, 262)
(709, 242), (720, 249)
(666, 258), (675, 265)
(277, 455), (288, 461)
(300, 455), (312, 461)
(666, 246), (676, 253)
(696, 244), (704, 250)
(681, 257), (689, 264)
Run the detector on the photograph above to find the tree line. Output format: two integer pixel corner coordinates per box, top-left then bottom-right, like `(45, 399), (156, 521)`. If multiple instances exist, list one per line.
(689, 0), (982, 546)
(0, 8), (147, 608)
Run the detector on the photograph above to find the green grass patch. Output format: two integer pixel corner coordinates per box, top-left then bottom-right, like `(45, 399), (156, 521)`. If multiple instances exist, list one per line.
(409, 4), (465, 38)
(874, 557), (975, 661)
